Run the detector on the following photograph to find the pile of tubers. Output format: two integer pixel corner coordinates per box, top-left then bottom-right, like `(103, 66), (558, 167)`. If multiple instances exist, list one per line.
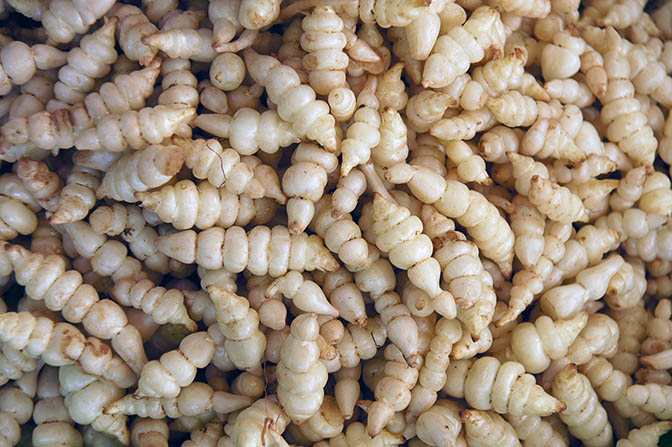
(0, 0), (671, 446)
